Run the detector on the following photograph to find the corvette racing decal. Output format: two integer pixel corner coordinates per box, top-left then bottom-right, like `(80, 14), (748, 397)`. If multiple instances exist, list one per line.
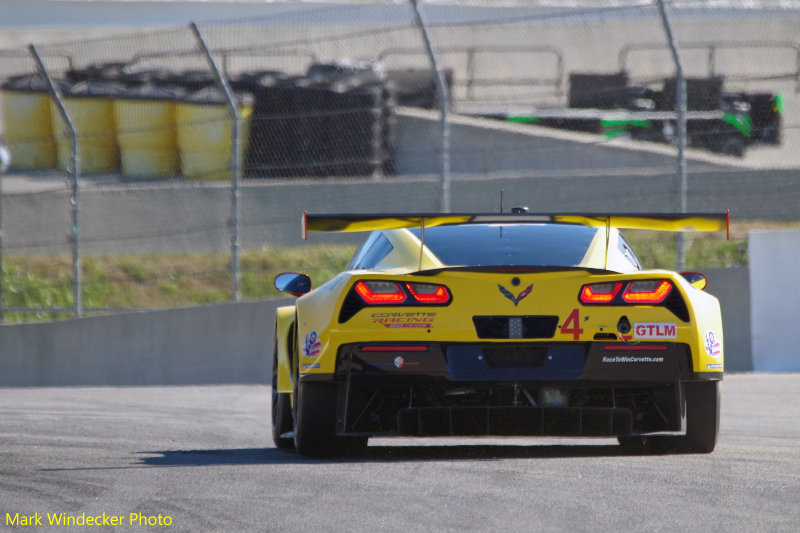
(704, 330), (722, 358)
(498, 283), (533, 306)
(371, 312), (436, 328)
(303, 331), (321, 358)
(633, 322), (677, 339)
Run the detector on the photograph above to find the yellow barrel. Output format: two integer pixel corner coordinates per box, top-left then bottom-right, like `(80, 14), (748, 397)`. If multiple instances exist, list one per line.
(175, 88), (253, 180)
(114, 85), (183, 178)
(1, 75), (58, 169)
(51, 82), (120, 174)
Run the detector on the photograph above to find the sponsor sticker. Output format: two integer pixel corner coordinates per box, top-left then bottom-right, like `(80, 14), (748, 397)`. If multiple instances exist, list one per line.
(633, 322), (677, 339)
(602, 355), (665, 364)
(370, 312), (436, 329)
(706, 363), (723, 370)
(704, 330), (722, 358)
(302, 363), (321, 370)
(303, 331), (321, 358)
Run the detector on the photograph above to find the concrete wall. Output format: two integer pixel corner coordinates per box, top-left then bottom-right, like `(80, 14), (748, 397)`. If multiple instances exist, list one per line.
(0, 298), (293, 386)
(0, 267), (752, 386)
(749, 229), (800, 371)
(706, 267), (752, 373)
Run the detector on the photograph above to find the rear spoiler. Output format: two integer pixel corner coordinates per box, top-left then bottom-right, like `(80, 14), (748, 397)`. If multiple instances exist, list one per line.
(302, 211), (730, 240)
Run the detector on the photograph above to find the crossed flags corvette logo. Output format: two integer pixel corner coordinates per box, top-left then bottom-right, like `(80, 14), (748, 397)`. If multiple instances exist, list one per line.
(498, 283), (533, 306)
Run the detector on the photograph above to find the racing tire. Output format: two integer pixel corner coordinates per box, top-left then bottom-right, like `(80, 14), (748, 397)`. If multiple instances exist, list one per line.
(618, 380), (720, 454)
(271, 336), (294, 450)
(293, 380), (368, 458)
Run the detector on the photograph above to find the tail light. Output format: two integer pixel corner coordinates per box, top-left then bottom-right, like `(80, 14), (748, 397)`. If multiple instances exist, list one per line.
(341, 279), (453, 322)
(579, 279), (674, 305)
(406, 282), (451, 304)
(579, 282), (622, 304)
(622, 280), (672, 304)
(355, 280), (407, 304)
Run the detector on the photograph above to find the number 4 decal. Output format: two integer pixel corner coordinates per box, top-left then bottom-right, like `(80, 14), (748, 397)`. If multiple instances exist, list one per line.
(561, 308), (584, 340)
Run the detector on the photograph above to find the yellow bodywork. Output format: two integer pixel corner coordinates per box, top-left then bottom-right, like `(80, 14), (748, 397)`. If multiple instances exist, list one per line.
(275, 221), (725, 393)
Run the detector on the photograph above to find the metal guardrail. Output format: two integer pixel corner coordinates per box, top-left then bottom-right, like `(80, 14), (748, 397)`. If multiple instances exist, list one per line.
(124, 47), (319, 77)
(378, 44), (564, 101)
(618, 40), (800, 88)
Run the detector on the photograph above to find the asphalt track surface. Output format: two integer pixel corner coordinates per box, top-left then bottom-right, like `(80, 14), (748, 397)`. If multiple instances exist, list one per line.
(2, 374), (799, 532)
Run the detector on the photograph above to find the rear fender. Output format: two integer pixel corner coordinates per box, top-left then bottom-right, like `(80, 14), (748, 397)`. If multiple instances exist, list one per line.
(275, 306), (296, 394)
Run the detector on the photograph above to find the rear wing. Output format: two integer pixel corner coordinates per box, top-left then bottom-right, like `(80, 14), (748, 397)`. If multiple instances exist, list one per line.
(302, 211), (730, 239)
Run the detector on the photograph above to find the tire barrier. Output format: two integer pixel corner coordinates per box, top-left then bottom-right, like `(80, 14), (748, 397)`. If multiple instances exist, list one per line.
(115, 84), (184, 178)
(1, 61), (403, 179)
(53, 81), (122, 174)
(1, 74), (58, 170)
(175, 87), (253, 181)
(235, 62), (397, 178)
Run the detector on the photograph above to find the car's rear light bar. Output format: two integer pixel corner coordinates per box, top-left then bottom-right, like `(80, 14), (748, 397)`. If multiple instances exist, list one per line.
(579, 279), (673, 306)
(354, 280), (452, 306)
(340, 280), (453, 323)
(622, 280), (672, 304)
(579, 282), (622, 304)
(355, 280), (407, 304)
(405, 282), (450, 304)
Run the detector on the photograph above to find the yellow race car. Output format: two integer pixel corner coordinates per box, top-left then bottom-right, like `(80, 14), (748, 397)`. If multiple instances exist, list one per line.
(272, 211), (727, 457)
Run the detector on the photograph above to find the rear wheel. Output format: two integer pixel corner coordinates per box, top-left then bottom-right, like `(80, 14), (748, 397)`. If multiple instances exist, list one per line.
(293, 379), (368, 458)
(618, 381), (720, 454)
(271, 334), (294, 450)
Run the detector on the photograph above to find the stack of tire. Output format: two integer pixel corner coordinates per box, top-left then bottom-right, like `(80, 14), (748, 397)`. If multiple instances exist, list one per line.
(1, 61), (397, 179)
(236, 62), (396, 178)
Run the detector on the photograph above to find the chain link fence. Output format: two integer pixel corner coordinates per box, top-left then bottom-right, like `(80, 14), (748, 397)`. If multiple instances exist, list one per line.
(1, 0), (799, 320)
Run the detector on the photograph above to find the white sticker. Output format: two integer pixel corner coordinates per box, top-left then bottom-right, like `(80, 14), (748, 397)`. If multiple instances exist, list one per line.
(704, 330), (722, 358)
(633, 322), (677, 339)
(706, 363), (723, 370)
(302, 331), (321, 358)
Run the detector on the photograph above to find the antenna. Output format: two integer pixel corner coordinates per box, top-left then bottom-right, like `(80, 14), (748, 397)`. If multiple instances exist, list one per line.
(418, 217), (426, 271)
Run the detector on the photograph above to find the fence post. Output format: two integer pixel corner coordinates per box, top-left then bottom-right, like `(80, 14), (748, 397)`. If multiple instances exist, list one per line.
(30, 44), (82, 318)
(191, 22), (242, 302)
(411, 0), (451, 213)
(0, 145), (5, 322)
(656, 0), (688, 271)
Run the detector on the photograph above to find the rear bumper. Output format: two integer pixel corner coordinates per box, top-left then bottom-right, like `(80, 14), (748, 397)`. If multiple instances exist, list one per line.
(331, 340), (710, 383)
(310, 341), (720, 438)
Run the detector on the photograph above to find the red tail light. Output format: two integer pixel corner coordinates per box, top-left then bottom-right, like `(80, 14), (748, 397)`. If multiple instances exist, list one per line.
(622, 280), (672, 304)
(406, 283), (451, 304)
(579, 282), (623, 304)
(354, 280), (407, 304)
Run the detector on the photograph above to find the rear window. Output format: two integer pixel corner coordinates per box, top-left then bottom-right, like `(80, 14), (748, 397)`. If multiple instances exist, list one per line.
(409, 224), (598, 267)
(347, 231), (394, 270)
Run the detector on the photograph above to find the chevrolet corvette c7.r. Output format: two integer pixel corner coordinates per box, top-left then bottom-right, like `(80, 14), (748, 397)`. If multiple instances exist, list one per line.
(272, 212), (727, 457)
